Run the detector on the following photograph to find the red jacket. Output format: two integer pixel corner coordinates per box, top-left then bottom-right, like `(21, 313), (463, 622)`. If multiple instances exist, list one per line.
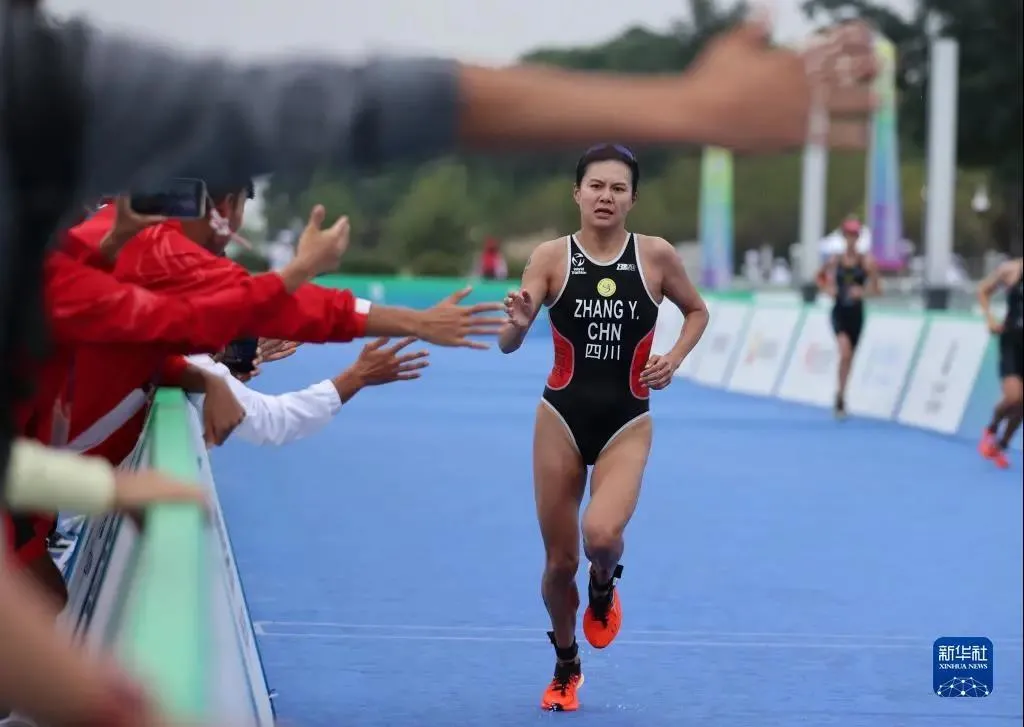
(54, 214), (369, 464)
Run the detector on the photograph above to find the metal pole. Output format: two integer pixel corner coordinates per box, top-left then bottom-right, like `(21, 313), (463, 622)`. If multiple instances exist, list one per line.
(923, 38), (959, 310)
(799, 106), (829, 303)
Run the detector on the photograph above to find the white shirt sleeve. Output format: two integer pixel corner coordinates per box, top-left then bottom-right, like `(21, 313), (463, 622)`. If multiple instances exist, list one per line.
(186, 355), (342, 447)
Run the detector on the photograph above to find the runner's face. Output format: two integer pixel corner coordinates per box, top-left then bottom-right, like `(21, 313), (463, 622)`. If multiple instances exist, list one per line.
(575, 160), (634, 230)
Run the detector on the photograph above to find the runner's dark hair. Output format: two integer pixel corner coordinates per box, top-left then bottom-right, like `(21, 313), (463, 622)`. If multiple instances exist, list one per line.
(574, 144), (640, 194)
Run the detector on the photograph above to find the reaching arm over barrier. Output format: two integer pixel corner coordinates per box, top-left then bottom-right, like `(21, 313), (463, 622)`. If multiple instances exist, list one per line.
(186, 337), (428, 447)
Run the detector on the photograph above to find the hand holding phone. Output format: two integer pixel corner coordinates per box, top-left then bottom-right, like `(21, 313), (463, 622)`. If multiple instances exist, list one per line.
(113, 196), (166, 237)
(220, 338), (260, 376)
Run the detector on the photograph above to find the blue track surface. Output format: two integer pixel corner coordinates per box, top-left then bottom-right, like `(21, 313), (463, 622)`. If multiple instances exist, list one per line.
(211, 338), (1023, 727)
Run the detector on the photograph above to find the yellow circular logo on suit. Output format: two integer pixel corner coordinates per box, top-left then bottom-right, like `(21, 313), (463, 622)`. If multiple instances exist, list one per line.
(596, 278), (616, 297)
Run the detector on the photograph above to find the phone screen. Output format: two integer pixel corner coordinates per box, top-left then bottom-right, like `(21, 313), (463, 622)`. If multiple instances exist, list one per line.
(221, 338), (259, 374)
(129, 178), (207, 218)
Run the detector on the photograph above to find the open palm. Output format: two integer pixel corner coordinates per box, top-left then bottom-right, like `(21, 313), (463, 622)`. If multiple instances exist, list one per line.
(505, 290), (533, 328)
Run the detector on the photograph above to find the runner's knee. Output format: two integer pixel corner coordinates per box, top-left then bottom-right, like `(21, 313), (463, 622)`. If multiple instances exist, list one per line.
(581, 514), (622, 557)
(544, 550), (579, 584)
(1004, 379), (1023, 407)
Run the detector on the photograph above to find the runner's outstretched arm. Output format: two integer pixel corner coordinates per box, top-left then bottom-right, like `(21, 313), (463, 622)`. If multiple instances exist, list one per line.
(499, 242), (556, 354)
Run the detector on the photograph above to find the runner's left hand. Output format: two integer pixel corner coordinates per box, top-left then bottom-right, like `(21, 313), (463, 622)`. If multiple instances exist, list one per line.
(640, 354), (679, 390)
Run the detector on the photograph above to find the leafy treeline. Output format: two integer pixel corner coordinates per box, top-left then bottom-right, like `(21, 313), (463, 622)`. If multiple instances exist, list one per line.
(255, 0), (1020, 276)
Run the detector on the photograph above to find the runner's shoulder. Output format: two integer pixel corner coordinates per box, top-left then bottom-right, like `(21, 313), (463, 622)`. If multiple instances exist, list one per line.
(633, 233), (676, 269)
(521, 237), (569, 278)
(633, 233), (673, 255)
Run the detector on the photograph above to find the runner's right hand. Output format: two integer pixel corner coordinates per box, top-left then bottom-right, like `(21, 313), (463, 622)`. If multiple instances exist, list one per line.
(414, 287), (505, 349)
(294, 204), (350, 277)
(504, 289), (533, 329)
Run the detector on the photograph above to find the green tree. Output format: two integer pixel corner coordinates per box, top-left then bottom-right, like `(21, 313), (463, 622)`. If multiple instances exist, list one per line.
(382, 160), (478, 275)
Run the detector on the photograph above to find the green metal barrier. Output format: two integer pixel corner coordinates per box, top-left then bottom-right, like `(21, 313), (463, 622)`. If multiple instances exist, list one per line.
(118, 389), (209, 721)
(314, 274), (754, 304)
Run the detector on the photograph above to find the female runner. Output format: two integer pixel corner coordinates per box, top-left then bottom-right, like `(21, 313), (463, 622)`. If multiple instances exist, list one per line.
(499, 144), (709, 711)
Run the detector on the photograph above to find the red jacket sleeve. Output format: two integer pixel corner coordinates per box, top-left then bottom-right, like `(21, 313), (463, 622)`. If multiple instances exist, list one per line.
(63, 204), (118, 271)
(118, 231), (369, 343)
(43, 251), (289, 351)
(159, 356), (190, 387)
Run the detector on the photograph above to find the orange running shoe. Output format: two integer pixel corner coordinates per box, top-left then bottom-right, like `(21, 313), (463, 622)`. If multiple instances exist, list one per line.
(582, 564), (623, 649)
(979, 429), (999, 458)
(540, 633), (584, 712)
(990, 447), (1010, 469)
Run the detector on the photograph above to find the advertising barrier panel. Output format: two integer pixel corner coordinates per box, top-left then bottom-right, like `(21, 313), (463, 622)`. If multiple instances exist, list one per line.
(845, 312), (924, 419)
(652, 299), (685, 358)
(184, 403), (276, 726)
(897, 317), (990, 434)
(689, 300), (751, 386)
(726, 305), (803, 396)
(776, 309), (841, 407)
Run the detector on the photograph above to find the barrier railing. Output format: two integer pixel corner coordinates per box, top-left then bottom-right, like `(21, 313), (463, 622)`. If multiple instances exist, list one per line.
(117, 390), (209, 721)
(63, 389), (275, 725)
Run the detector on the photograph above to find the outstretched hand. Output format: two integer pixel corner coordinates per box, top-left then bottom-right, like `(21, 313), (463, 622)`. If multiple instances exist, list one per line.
(353, 337), (430, 385)
(416, 287), (506, 349)
(258, 339), (301, 364)
(293, 205), (351, 276)
(504, 289), (533, 328)
(686, 18), (877, 151)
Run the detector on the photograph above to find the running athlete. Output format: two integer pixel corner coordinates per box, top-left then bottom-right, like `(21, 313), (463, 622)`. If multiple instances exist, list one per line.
(977, 256), (1024, 468)
(499, 144), (709, 712)
(817, 217), (879, 418)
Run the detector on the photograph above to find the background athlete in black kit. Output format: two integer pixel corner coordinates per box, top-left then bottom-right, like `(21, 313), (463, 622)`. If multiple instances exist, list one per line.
(977, 256), (1024, 468)
(817, 216), (880, 417)
(497, 145), (709, 712)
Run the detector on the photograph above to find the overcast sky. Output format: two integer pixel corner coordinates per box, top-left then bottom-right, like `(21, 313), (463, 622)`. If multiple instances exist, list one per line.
(48, 0), (914, 64)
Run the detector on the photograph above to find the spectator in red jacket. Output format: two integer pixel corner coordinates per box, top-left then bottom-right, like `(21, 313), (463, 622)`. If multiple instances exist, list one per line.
(48, 181), (502, 464)
(5, 197), (351, 605)
(477, 237), (508, 281)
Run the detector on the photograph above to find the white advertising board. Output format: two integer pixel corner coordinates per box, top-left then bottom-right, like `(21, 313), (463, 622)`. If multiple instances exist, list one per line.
(690, 301), (751, 387)
(845, 313), (925, 419)
(726, 306), (803, 396)
(776, 309), (840, 407)
(896, 318), (990, 433)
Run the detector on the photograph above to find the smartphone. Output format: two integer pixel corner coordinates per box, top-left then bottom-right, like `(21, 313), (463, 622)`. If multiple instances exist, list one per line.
(220, 337), (260, 375)
(129, 178), (207, 218)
